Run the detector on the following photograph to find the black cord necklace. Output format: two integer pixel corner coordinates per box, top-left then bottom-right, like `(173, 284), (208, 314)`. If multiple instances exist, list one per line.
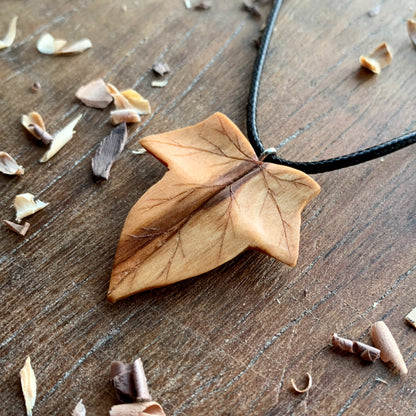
(109, 0), (415, 301)
(247, 0), (416, 174)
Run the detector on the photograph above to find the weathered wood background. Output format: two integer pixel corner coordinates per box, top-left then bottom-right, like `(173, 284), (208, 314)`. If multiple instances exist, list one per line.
(1, 0), (415, 415)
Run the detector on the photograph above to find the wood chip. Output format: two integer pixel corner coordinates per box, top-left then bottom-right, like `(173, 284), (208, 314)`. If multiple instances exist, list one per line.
(31, 82), (41, 93)
(110, 109), (141, 125)
(14, 193), (49, 222)
(367, 4), (381, 17)
(72, 399), (86, 416)
(20, 356), (36, 416)
(109, 402), (165, 416)
(359, 42), (392, 74)
(107, 83), (151, 115)
(0, 16), (17, 49)
(59, 38), (92, 55)
(21, 112), (54, 145)
(91, 122), (128, 181)
(152, 61), (170, 76)
(151, 80), (168, 88)
(3, 220), (30, 236)
(132, 148), (147, 155)
(37, 32), (67, 54)
(371, 321), (408, 375)
(407, 19), (416, 47)
(76, 78), (113, 109)
(194, 1), (212, 10)
(242, 0), (261, 19)
(405, 307), (416, 329)
(39, 114), (82, 163)
(37, 32), (92, 55)
(290, 372), (312, 394)
(0, 151), (24, 175)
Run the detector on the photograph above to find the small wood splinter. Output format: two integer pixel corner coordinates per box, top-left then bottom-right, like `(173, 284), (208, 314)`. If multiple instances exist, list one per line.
(290, 372), (312, 394)
(332, 333), (380, 362)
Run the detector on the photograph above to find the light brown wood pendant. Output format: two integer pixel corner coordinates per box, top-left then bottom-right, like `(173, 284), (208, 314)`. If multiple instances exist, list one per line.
(108, 113), (320, 302)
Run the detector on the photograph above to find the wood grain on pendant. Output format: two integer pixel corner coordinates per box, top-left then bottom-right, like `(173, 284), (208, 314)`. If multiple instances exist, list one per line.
(108, 113), (321, 302)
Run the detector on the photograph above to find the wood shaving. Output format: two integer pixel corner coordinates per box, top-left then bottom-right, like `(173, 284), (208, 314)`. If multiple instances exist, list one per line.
(407, 19), (416, 47)
(91, 122), (128, 181)
(290, 372), (312, 394)
(242, 0), (261, 19)
(371, 321), (408, 375)
(21, 112), (54, 145)
(359, 42), (392, 74)
(31, 82), (41, 93)
(367, 4), (381, 17)
(332, 333), (380, 362)
(405, 307), (416, 329)
(72, 399), (86, 416)
(39, 114), (82, 163)
(37, 32), (92, 55)
(107, 83), (151, 115)
(151, 80), (168, 88)
(14, 193), (49, 222)
(0, 151), (24, 175)
(20, 356), (36, 416)
(0, 16), (17, 49)
(76, 78), (113, 109)
(152, 61), (170, 76)
(194, 1), (212, 10)
(109, 402), (166, 416)
(132, 148), (147, 155)
(184, 0), (192, 9)
(110, 109), (140, 125)
(3, 220), (30, 236)
(375, 377), (389, 385)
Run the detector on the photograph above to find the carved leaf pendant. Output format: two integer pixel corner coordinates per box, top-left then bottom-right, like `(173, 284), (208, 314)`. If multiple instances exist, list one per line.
(108, 113), (320, 302)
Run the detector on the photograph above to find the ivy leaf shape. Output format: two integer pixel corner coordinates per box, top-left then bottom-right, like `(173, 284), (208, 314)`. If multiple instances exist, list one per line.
(108, 113), (320, 302)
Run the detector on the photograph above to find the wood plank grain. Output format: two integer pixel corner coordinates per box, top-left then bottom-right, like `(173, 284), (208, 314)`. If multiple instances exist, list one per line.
(0, 0), (415, 415)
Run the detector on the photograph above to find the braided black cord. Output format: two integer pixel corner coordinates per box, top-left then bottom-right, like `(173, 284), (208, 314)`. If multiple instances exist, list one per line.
(246, 0), (416, 174)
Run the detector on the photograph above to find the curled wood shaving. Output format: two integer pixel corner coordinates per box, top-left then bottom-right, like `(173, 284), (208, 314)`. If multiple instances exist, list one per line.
(37, 33), (67, 54)
(359, 42), (392, 74)
(406, 307), (416, 329)
(3, 220), (30, 236)
(0, 16), (17, 49)
(107, 83), (151, 115)
(21, 112), (54, 145)
(39, 114), (82, 163)
(290, 372), (312, 394)
(72, 399), (86, 416)
(37, 32), (92, 55)
(371, 321), (408, 375)
(110, 109), (140, 125)
(76, 78), (113, 109)
(109, 402), (165, 416)
(407, 19), (416, 47)
(152, 61), (170, 76)
(31, 82), (41, 93)
(332, 333), (380, 362)
(14, 193), (49, 222)
(0, 151), (24, 175)
(20, 356), (36, 416)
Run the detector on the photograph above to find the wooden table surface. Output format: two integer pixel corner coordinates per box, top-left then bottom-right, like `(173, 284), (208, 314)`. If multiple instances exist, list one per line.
(1, 0), (415, 415)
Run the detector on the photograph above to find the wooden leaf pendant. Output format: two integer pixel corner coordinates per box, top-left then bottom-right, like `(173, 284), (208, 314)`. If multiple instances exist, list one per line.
(108, 113), (320, 302)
